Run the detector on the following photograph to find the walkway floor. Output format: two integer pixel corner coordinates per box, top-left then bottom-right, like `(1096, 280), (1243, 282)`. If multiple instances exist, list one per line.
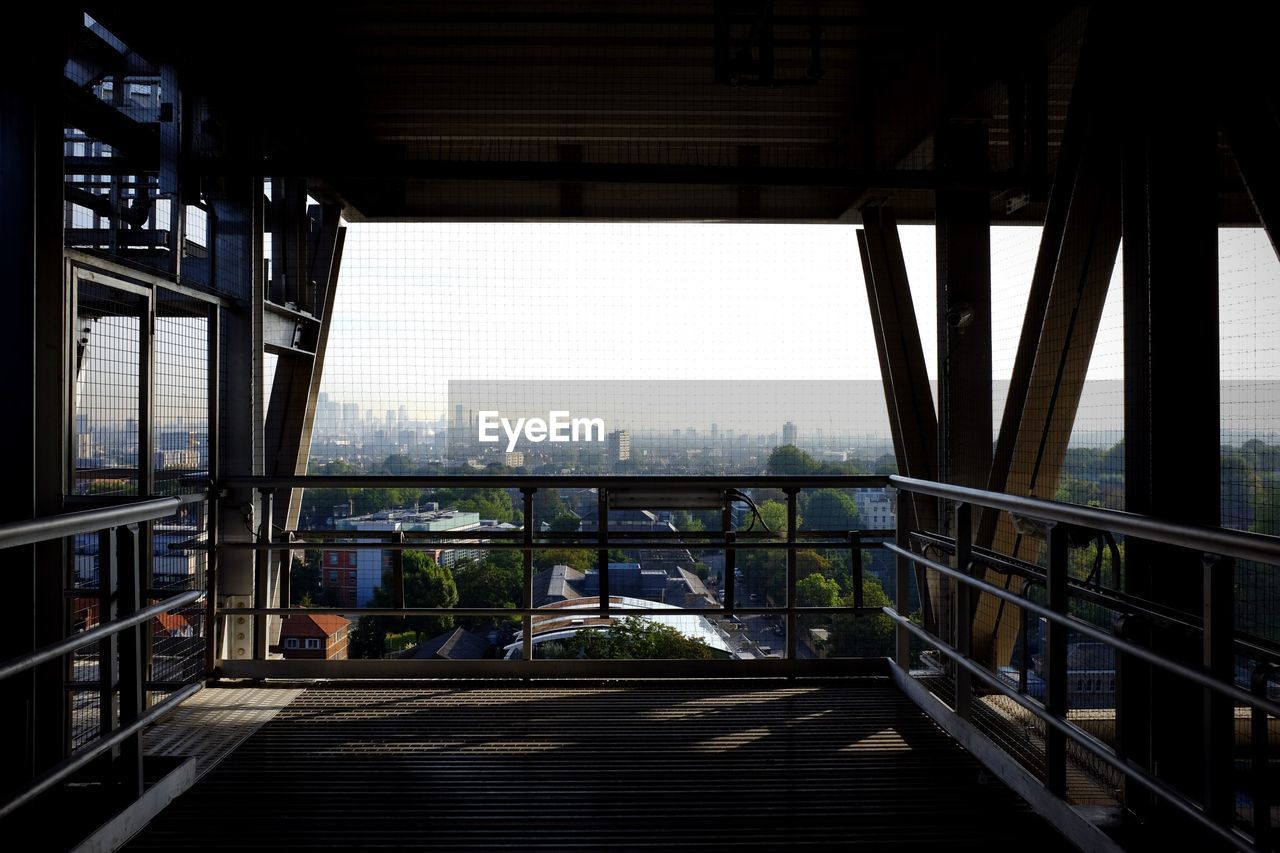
(128, 678), (1074, 850)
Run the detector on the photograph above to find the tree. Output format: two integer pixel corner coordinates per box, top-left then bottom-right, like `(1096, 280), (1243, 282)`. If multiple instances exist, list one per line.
(351, 551), (459, 658)
(735, 499), (791, 603)
(289, 551), (321, 605)
(828, 576), (894, 656)
(796, 573), (841, 608)
(767, 444), (819, 475)
(801, 489), (861, 532)
(752, 499), (790, 534)
(381, 453), (418, 474)
(534, 547), (594, 572)
(671, 510), (706, 532)
(347, 615), (387, 660)
(1254, 472), (1280, 537)
(539, 616), (720, 660)
(451, 489), (517, 523)
(547, 510), (581, 532)
(454, 552), (522, 609)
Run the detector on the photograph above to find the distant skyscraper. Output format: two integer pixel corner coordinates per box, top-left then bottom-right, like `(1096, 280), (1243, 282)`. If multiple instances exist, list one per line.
(607, 429), (631, 462)
(783, 421), (797, 445)
(710, 423), (719, 441)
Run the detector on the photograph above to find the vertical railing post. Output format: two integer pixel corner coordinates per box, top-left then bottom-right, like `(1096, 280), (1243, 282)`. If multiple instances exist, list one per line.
(115, 522), (145, 798)
(253, 488), (273, 660)
(597, 489), (609, 617)
(723, 502), (736, 615)
(97, 527), (120, 761)
(785, 488), (798, 661)
(1252, 663), (1278, 846)
(954, 502), (973, 720)
(895, 498), (911, 671)
(1113, 611), (1152, 818)
(391, 531), (406, 609)
(1018, 579), (1037, 696)
(850, 531), (864, 609)
(1045, 521), (1068, 797)
(521, 488), (535, 662)
(1202, 553), (1235, 824)
(205, 491), (220, 678)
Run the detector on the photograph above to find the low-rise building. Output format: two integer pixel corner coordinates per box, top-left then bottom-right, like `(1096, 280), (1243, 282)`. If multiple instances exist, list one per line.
(275, 614), (351, 660)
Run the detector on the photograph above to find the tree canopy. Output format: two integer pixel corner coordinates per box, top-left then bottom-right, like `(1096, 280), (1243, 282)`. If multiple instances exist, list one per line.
(538, 616), (719, 660)
(349, 550), (459, 658)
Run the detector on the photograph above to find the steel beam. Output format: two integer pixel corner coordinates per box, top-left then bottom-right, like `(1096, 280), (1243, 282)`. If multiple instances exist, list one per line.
(857, 206), (938, 630)
(210, 174), (263, 666)
(1121, 19), (1221, 825)
(935, 121), (992, 494)
(1223, 103), (1280, 258)
(975, 18), (1122, 666)
(265, 202), (345, 532)
(934, 119), (990, 661)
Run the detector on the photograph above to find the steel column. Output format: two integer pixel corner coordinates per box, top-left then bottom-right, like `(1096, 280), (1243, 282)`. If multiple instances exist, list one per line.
(597, 489), (609, 615)
(1121, 17), (1221, 821)
(115, 523), (145, 798)
(1044, 523), (1068, 797)
(211, 174), (264, 666)
(785, 488), (798, 661)
(935, 121), (991, 494)
(858, 206), (939, 632)
(977, 34), (1122, 666)
(1201, 554), (1235, 824)
(521, 488), (534, 660)
(953, 502), (973, 720)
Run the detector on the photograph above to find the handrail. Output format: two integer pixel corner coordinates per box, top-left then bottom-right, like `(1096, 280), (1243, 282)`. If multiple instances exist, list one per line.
(0, 496), (182, 550)
(883, 610), (1256, 853)
(224, 473), (892, 489)
(891, 475), (1280, 566)
(0, 683), (201, 820)
(910, 528), (1280, 664)
(884, 541), (1280, 718)
(0, 589), (205, 682)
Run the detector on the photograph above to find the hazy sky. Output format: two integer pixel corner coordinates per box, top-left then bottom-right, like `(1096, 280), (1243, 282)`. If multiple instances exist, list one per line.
(314, 223), (1280, 440)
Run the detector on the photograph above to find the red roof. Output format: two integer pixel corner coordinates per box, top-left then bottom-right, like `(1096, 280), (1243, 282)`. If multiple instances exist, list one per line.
(279, 613), (351, 639)
(153, 611), (196, 633)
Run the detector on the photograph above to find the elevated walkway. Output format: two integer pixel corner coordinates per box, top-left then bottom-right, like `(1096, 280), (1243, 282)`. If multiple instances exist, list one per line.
(128, 678), (1074, 850)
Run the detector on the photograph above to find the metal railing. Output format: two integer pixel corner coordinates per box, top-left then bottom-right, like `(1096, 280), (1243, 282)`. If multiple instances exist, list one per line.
(0, 496), (205, 820)
(210, 475), (895, 675)
(887, 475), (1280, 852)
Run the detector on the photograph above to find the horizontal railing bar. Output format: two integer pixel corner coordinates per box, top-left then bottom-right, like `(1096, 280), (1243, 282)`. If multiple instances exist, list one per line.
(63, 491), (211, 507)
(0, 497), (183, 550)
(0, 682), (201, 821)
(64, 680), (204, 692)
(892, 475), (1280, 566)
(205, 539), (888, 552)
(912, 529), (1280, 666)
(225, 474), (892, 490)
(885, 542), (1280, 718)
(884, 612), (1257, 853)
(235, 527), (894, 541)
(218, 606), (886, 618)
(62, 587), (205, 599)
(0, 590), (204, 682)
(216, 657), (886, 680)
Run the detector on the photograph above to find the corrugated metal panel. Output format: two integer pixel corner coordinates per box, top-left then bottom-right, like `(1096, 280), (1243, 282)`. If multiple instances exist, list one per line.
(129, 679), (1072, 849)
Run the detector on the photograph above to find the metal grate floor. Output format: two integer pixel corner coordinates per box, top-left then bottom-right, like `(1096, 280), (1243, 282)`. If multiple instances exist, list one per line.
(143, 686), (304, 779)
(129, 679), (1074, 850)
